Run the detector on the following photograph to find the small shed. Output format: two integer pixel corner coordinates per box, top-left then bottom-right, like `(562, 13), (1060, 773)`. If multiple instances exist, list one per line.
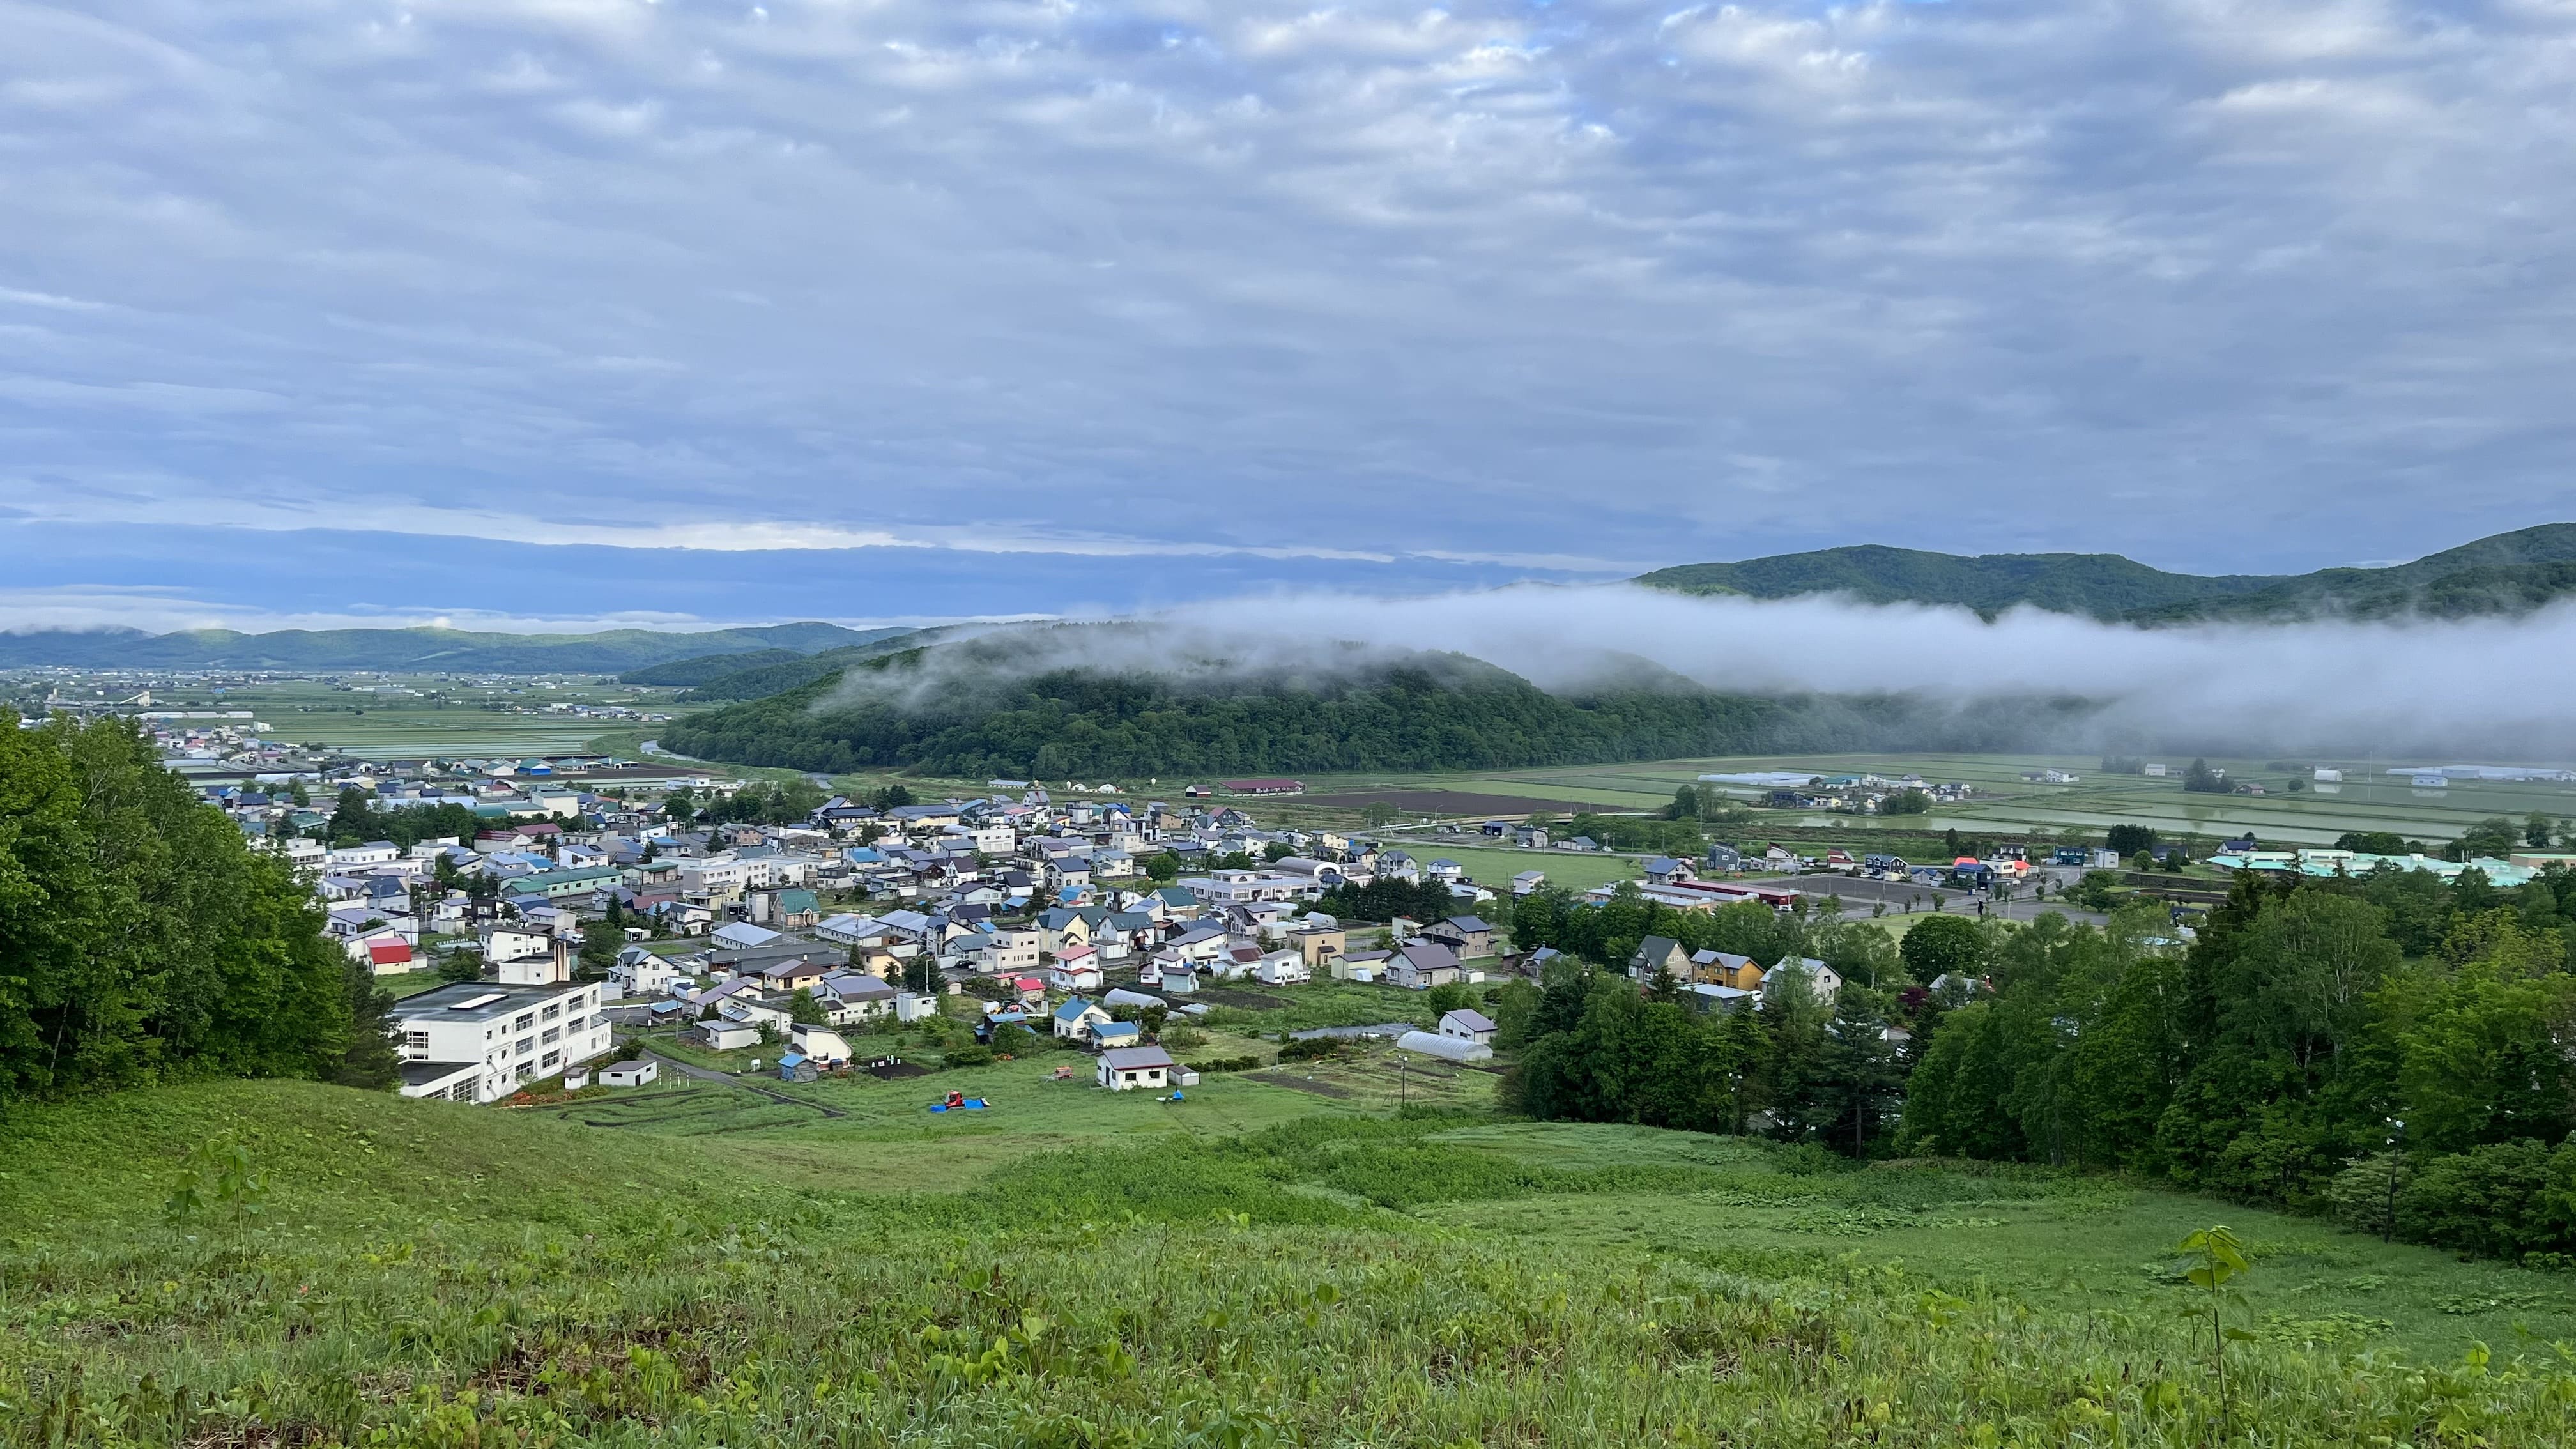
(599, 1058), (658, 1088)
(1438, 1008), (1496, 1045)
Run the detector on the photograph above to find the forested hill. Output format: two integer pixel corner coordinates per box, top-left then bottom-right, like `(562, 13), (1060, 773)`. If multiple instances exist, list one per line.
(0, 621), (905, 672)
(1636, 523), (2576, 622)
(659, 632), (2077, 777)
(644, 621), (969, 696)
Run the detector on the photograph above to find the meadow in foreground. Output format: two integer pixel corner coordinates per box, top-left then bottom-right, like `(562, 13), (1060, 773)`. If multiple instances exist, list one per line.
(5, 1079), (2575, 1447)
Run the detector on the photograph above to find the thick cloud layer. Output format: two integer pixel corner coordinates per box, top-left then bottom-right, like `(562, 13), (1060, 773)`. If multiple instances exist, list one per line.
(5, 1), (2576, 619)
(893, 585), (2576, 758)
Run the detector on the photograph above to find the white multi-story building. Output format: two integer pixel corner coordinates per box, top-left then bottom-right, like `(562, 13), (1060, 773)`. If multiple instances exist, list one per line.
(390, 981), (612, 1103)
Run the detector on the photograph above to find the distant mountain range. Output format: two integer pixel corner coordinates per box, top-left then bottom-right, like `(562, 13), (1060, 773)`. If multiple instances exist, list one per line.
(0, 622), (909, 673)
(1636, 524), (2576, 623)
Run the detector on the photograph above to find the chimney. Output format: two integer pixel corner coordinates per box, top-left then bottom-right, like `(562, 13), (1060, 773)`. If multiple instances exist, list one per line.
(551, 935), (572, 983)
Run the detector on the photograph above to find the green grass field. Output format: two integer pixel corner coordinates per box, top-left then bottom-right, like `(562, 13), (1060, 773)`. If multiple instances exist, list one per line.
(1239, 752), (2576, 850)
(1400, 843), (1643, 893)
(8, 1077), (2575, 1446)
(160, 676), (691, 760)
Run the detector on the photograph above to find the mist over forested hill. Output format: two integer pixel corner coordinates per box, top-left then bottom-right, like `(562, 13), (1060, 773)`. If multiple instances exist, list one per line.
(1637, 524), (2576, 623)
(659, 627), (2090, 778)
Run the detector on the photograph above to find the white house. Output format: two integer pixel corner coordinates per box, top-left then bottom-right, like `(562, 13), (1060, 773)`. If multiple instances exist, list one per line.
(693, 1021), (760, 1051)
(610, 946), (685, 997)
(1390, 940), (1464, 991)
(1765, 955), (1843, 1002)
(1048, 945), (1105, 993)
(979, 928), (1044, 976)
(494, 937), (571, 986)
(1096, 1044), (1176, 1091)
(818, 970), (899, 1023)
(1253, 951), (1311, 986)
(1439, 1008), (1496, 1045)
(788, 1022), (854, 1064)
(390, 980), (611, 1104)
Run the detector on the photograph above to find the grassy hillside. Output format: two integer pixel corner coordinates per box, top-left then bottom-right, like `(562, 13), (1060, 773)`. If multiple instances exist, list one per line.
(1638, 523), (2576, 623)
(0, 622), (897, 672)
(6, 1078), (2574, 1446)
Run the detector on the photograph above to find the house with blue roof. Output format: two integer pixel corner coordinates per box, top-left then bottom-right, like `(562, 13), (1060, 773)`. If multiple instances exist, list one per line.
(1052, 997), (1112, 1040)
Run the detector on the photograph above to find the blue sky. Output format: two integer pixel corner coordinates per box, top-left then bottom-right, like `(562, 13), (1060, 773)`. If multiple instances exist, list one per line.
(4, 0), (2574, 632)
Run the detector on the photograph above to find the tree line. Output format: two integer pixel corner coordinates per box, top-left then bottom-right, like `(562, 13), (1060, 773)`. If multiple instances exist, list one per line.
(1905, 866), (2576, 1262)
(0, 717), (397, 1107)
(1505, 861), (2576, 1267)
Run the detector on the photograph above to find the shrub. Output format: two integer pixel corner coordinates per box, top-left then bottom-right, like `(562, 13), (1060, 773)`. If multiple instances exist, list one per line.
(1188, 1056), (1262, 1073)
(1278, 1036), (1350, 1062)
(942, 1045), (995, 1069)
(2396, 1140), (2575, 1261)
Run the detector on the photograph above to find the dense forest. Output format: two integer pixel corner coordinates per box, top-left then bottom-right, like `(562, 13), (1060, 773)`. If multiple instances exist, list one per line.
(0, 717), (395, 1105)
(1506, 864), (2576, 1266)
(661, 632), (2073, 778)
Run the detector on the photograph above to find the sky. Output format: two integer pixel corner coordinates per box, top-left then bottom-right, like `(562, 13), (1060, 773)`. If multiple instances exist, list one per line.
(4, 0), (2575, 633)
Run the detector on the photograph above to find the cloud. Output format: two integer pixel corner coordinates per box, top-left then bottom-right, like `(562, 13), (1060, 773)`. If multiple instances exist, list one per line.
(840, 581), (2576, 756)
(1, 0), (2573, 616)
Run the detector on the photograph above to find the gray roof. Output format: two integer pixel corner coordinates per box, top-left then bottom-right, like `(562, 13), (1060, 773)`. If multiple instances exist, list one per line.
(390, 981), (586, 1024)
(1099, 1045), (1176, 1071)
(397, 1060), (480, 1087)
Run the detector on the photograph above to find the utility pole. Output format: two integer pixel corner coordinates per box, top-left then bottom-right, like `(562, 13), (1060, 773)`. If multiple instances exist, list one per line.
(1399, 1051), (1409, 1107)
(2384, 1117), (2406, 1242)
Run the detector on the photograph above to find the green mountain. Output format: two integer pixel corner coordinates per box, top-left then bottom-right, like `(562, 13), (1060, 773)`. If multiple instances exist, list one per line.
(1636, 524), (2576, 622)
(615, 648), (809, 686)
(660, 626), (2076, 778)
(0, 621), (903, 673)
(671, 626), (964, 702)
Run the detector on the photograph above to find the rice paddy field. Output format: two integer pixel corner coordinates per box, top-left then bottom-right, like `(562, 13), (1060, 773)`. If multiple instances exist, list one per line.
(10, 1069), (2576, 1448)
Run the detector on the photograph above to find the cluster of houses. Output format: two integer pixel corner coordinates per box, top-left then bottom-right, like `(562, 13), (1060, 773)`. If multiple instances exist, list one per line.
(207, 760), (1535, 1103)
(2209, 843), (2576, 889)
(1694, 771), (1977, 814)
(1625, 935), (1843, 1014)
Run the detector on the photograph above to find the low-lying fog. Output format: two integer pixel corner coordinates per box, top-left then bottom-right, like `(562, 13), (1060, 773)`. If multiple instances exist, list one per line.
(830, 583), (2576, 758)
